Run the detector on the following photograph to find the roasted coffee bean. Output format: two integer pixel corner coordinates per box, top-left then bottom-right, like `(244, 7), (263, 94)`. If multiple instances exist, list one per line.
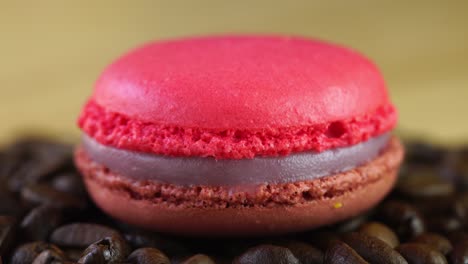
(334, 214), (368, 233)
(214, 239), (260, 258)
(32, 248), (68, 264)
(446, 232), (468, 245)
(0, 216), (16, 256)
(0, 183), (23, 216)
(21, 183), (86, 209)
(181, 254), (216, 264)
(324, 240), (368, 264)
(342, 232), (408, 264)
(78, 244), (106, 264)
(181, 237), (252, 259)
(111, 234), (131, 261)
(455, 148), (468, 172)
(234, 244), (300, 264)
(455, 193), (468, 223)
(397, 243), (447, 264)
(397, 170), (454, 198)
(50, 223), (119, 248)
(377, 201), (425, 241)
(439, 151), (460, 181)
(10, 242), (61, 264)
(65, 248), (83, 262)
(0, 144), (23, 181)
(411, 233), (453, 255)
(358, 222), (399, 248)
(7, 141), (72, 192)
(124, 229), (190, 256)
(78, 234), (130, 264)
(213, 256), (232, 264)
(20, 205), (62, 241)
(456, 166), (468, 192)
(127, 247), (170, 264)
(276, 241), (323, 264)
(413, 196), (465, 220)
(307, 231), (340, 251)
(450, 240), (468, 264)
(427, 216), (463, 234)
(51, 172), (86, 197)
(405, 142), (444, 164)
(451, 199), (466, 220)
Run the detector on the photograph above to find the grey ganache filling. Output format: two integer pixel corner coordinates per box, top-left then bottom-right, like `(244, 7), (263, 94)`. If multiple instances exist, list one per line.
(81, 133), (391, 186)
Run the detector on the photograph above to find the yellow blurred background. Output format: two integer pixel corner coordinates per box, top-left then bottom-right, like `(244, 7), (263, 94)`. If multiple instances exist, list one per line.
(1, 1), (467, 145)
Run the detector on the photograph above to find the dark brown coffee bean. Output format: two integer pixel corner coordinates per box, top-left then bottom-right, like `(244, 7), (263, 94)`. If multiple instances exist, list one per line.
(397, 170), (454, 198)
(277, 241), (323, 264)
(413, 196), (465, 221)
(447, 232), (468, 245)
(21, 183), (85, 209)
(0, 183), (23, 216)
(0, 216), (16, 256)
(20, 205), (62, 241)
(457, 193), (468, 216)
(335, 214), (368, 233)
(377, 201), (425, 241)
(127, 247), (170, 264)
(205, 239), (259, 259)
(307, 231), (340, 251)
(455, 147), (468, 167)
(107, 233), (131, 261)
(50, 223), (119, 248)
(411, 233), (453, 255)
(78, 244), (106, 264)
(181, 254), (216, 264)
(65, 249), (83, 262)
(213, 256), (232, 264)
(358, 222), (399, 248)
(78, 234), (130, 264)
(450, 240), (468, 264)
(451, 199), (466, 220)
(51, 172), (86, 197)
(342, 232), (408, 264)
(10, 242), (61, 264)
(456, 163), (468, 192)
(405, 142), (444, 165)
(324, 240), (368, 264)
(0, 143), (23, 181)
(427, 216), (463, 234)
(7, 141), (72, 192)
(32, 248), (68, 264)
(397, 243), (448, 264)
(124, 229), (190, 256)
(234, 244), (300, 264)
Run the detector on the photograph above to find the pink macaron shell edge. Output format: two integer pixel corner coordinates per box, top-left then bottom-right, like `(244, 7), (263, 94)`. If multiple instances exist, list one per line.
(92, 35), (392, 129)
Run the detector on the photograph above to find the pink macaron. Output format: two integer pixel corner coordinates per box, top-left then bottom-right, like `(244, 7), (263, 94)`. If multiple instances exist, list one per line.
(75, 35), (403, 236)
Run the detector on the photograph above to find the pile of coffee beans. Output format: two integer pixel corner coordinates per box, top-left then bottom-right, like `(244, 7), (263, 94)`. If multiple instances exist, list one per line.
(1, 138), (468, 263)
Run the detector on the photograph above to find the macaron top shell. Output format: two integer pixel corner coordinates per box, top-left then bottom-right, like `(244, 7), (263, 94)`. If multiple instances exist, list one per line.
(93, 35), (390, 129)
(79, 35), (397, 159)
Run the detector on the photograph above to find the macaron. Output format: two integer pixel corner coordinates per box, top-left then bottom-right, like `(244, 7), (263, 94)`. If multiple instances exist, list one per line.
(75, 35), (403, 236)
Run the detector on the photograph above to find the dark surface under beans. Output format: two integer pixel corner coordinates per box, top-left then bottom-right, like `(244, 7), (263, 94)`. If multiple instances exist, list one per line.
(2, 138), (468, 263)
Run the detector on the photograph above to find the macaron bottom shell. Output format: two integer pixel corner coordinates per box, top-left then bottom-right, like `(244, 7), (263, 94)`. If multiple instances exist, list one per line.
(75, 137), (403, 236)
